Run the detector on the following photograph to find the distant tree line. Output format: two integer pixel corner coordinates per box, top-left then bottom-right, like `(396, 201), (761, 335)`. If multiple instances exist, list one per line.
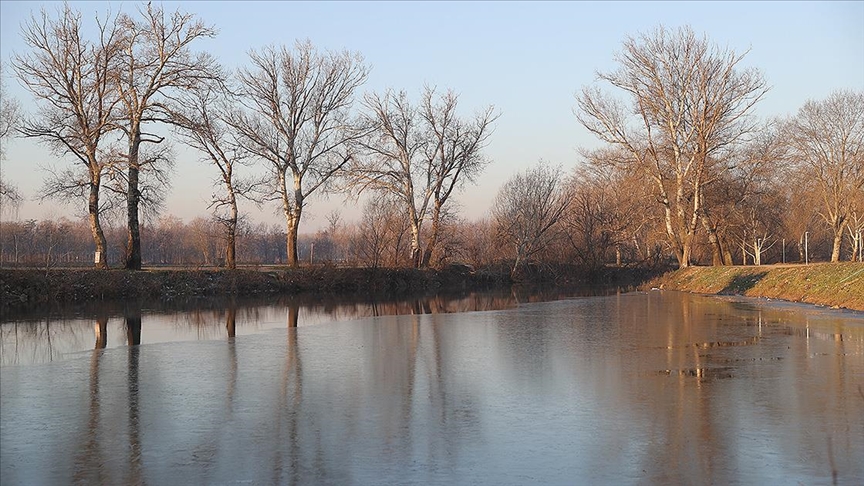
(0, 5), (861, 277)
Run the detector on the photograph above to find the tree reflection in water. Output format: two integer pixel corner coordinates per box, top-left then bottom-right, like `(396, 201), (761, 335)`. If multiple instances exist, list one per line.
(2, 291), (862, 484)
(1, 286), (621, 365)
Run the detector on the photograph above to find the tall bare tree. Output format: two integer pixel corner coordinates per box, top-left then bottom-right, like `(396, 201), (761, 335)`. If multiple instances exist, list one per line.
(114, 2), (218, 269)
(782, 90), (864, 262)
(232, 40), (369, 267)
(353, 87), (496, 268)
(1, 62), (23, 211)
(492, 162), (569, 278)
(575, 25), (768, 268)
(353, 89), (429, 267)
(13, 5), (123, 268)
(420, 87), (497, 267)
(172, 84), (254, 269)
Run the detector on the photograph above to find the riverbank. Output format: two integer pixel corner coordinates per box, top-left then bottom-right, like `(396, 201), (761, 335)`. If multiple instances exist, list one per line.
(0, 266), (492, 309)
(644, 263), (864, 311)
(0, 264), (660, 313)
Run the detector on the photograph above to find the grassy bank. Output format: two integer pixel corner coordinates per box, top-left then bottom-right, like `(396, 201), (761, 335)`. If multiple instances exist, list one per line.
(645, 263), (864, 311)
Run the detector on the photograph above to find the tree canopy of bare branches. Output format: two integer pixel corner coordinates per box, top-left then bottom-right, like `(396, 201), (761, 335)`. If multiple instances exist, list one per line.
(492, 162), (569, 278)
(782, 89), (864, 262)
(232, 40), (369, 267)
(420, 88), (497, 267)
(352, 86), (496, 268)
(1, 62), (23, 212)
(13, 5), (124, 268)
(566, 151), (654, 269)
(575, 25), (768, 268)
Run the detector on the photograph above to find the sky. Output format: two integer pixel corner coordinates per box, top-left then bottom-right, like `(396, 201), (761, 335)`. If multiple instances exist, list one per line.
(1, 1), (862, 233)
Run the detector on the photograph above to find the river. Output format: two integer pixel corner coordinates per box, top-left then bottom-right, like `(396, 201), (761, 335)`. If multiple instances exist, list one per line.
(1, 289), (862, 485)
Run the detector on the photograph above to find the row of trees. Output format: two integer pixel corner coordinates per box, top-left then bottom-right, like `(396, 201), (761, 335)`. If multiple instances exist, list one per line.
(0, 2), (497, 271)
(1, 167), (858, 272)
(572, 26), (863, 268)
(1, 6), (861, 274)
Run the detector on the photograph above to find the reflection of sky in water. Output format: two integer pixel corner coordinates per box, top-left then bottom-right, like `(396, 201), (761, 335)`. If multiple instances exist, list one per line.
(1, 292), (863, 485)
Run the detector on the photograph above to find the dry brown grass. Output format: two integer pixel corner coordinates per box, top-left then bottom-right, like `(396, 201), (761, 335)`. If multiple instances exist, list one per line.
(645, 263), (864, 311)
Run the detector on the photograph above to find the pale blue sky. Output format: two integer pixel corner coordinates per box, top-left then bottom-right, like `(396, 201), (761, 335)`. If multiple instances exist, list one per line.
(1, 1), (862, 231)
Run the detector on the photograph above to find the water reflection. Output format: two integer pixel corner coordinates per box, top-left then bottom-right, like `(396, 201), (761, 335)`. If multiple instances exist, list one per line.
(1, 287), (618, 366)
(225, 304), (236, 339)
(1, 291), (862, 484)
(94, 317), (107, 350)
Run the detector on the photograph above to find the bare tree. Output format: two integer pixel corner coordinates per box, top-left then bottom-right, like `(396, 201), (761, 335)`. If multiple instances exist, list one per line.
(0, 62), (23, 211)
(348, 196), (408, 268)
(569, 148), (655, 268)
(419, 87), (497, 267)
(782, 90), (864, 262)
(13, 5), (123, 268)
(114, 2), (218, 269)
(699, 121), (788, 265)
(454, 217), (497, 269)
(575, 25), (768, 268)
(492, 162), (569, 279)
(353, 86), (496, 268)
(172, 84), (256, 269)
(353, 89), (429, 268)
(232, 40), (369, 267)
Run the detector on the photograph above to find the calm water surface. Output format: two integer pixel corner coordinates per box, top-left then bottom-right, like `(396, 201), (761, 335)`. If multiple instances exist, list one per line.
(1, 290), (863, 485)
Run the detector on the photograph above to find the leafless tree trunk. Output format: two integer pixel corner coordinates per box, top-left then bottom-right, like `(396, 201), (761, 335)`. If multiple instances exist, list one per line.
(353, 87), (496, 269)
(782, 90), (864, 262)
(352, 89), (429, 268)
(14, 5), (122, 269)
(492, 162), (569, 279)
(847, 202), (864, 262)
(172, 84), (255, 269)
(232, 40), (368, 267)
(114, 3), (218, 270)
(419, 87), (497, 267)
(575, 25), (767, 268)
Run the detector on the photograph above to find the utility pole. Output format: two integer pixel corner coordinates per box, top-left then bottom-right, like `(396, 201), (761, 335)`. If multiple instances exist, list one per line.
(804, 231), (809, 265)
